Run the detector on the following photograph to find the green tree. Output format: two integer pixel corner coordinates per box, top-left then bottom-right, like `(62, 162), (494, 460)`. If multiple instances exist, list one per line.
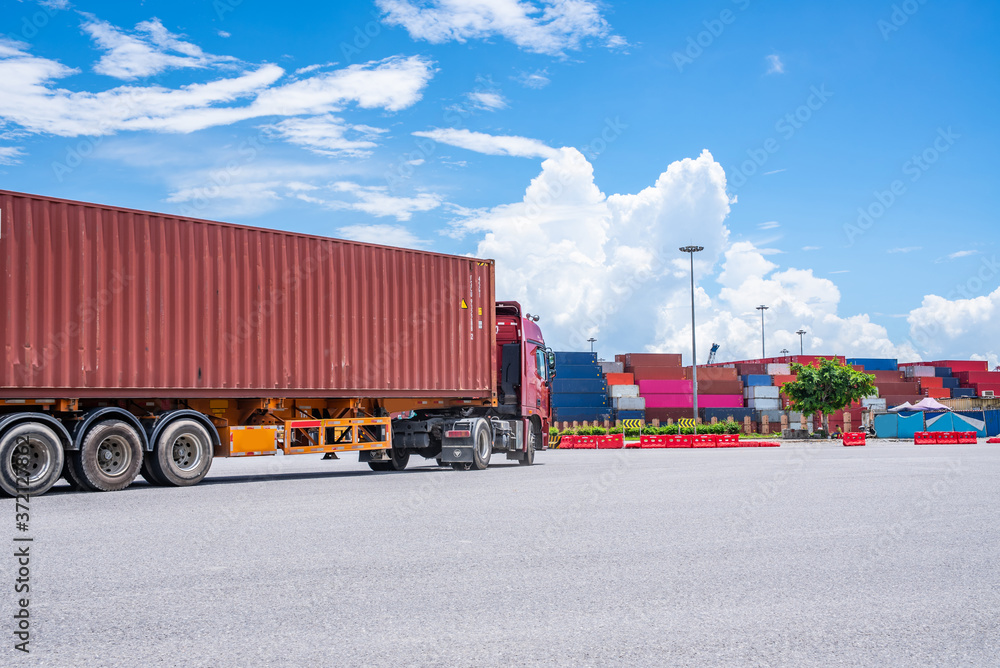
(782, 358), (877, 436)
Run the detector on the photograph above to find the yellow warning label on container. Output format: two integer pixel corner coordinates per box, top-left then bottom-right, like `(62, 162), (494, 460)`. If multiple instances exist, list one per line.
(461, 299), (468, 309)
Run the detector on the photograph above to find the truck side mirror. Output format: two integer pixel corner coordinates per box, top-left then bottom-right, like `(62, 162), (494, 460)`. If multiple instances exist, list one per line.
(546, 349), (557, 381)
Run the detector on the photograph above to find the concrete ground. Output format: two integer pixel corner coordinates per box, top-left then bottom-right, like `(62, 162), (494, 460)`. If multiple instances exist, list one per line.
(2, 441), (998, 666)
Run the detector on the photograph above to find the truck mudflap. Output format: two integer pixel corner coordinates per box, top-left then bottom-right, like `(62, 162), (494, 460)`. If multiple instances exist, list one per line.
(439, 418), (478, 463)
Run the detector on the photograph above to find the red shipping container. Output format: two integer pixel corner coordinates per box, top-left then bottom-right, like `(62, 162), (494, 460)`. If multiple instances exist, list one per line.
(929, 360), (988, 373)
(630, 367), (688, 381)
(697, 379), (743, 395)
(923, 389), (951, 399)
(919, 376), (944, 388)
(605, 372), (635, 386)
(971, 383), (1000, 394)
(689, 367), (739, 381)
(955, 371), (1000, 383)
(1, 190), (495, 399)
(624, 353), (682, 367)
(771, 374), (797, 386)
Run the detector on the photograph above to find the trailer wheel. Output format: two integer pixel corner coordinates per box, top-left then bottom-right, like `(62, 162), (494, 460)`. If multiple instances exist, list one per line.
(519, 425), (537, 466)
(0, 422), (65, 497)
(62, 457), (87, 490)
(368, 448), (409, 472)
(69, 420), (143, 492)
(139, 456), (167, 486)
(149, 419), (214, 486)
(470, 421), (492, 471)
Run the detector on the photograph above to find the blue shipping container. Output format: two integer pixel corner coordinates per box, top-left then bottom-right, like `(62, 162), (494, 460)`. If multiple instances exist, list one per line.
(744, 374), (772, 387)
(942, 377), (960, 388)
(553, 363), (603, 379)
(553, 351), (597, 365)
(552, 409), (612, 422)
(846, 358), (899, 371)
(551, 392), (609, 408)
(951, 388), (976, 398)
(552, 378), (608, 394)
(615, 410), (646, 421)
(934, 367), (953, 377)
(702, 407), (753, 422)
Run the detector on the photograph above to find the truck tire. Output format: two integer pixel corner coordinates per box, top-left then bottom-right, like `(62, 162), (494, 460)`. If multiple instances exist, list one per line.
(368, 448), (409, 472)
(62, 456), (87, 490)
(470, 420), (492, 471)
(149, 419), (214, 486)
(519, 424), (537, 466)
(69, 420), (143, 492)
(139, 456), (167, 486)
(0, 422), (65, 497)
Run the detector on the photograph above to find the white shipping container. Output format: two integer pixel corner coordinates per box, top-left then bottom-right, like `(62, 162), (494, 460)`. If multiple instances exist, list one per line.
(862, 398), (887, 409)
(613, 396), (646, 410)
(748, 398), (781, 410)
(610, 384), (640, 398)
(904, 366), (935, 377)
(599, 361), (624, 374)
(744, 386), (780, 399)
(767, 363), (791, 375)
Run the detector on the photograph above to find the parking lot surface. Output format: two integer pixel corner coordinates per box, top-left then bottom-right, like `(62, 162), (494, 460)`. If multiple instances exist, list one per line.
(3, 442), (998, 666)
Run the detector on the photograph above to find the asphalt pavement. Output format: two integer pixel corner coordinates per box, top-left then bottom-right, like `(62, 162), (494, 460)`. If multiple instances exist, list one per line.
(2, 441), (998, 666)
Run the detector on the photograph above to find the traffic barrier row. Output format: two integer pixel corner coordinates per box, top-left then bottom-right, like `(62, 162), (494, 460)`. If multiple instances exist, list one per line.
(841, 432), (867, 447)
(914, 431), (977, 445)
(635, 434), (779, 449)
(558, 434), (625, 449)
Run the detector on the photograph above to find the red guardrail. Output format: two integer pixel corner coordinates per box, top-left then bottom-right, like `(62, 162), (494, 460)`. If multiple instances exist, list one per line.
(914, 431), (977, 445)
(842, 432), (866, 447)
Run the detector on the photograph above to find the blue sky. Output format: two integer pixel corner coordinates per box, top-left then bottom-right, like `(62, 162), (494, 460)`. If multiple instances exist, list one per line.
(2, 0), (998, 363)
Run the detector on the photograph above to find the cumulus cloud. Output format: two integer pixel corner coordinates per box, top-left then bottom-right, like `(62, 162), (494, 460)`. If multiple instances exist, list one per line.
(376, 0), (624, 55)
(412, 128), (559, 159)
(82, 16), (239, 79)
(766, 54), (784, 74)
(0, 37), (433, 138)
(906, 265), (1000, 361)
(467, 90), (507, 111)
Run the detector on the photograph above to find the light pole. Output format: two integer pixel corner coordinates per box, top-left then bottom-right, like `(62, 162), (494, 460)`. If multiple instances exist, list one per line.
(680, 245), (704, 425)
(587, 337), (596, 354)
(796, 329), (807, 355)
(780, 348), (789, 356)
(756, 305), (769, 358)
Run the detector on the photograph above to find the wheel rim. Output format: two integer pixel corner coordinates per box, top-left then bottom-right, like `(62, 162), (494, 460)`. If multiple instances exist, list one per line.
(171, 434), (202, 472)
(96, 435), (130, 477)
(477, 429), (490, 460)
(11, 435), (53, 483)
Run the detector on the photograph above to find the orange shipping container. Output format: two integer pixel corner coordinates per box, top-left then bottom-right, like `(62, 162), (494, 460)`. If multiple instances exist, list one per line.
(605, 373), (635, 386)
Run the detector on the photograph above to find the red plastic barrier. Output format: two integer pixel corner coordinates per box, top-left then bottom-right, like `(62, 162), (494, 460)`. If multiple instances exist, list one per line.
(957, 431), (977, 444)
(914, 432), (935, 445)
(559, 435), (597, 449)
(625, 438), (643, 449)
(664, 434), (694, 448)
(988, 437), (1000, 444)
(597, 434), (625, 449)
(692, 435), (717, 448)
(755, 441), (781, 447)
(716, 434), (739, 448)
(936, 432), (959, 444)
(842, 432), (866, 447)
(639, 435), (667, 449)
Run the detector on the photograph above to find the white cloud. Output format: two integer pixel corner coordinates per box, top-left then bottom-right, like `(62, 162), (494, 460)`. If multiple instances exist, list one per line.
(376, 0), (624, 56)
(412, 128), (559, 159)
(81, 16), (239, 79)
(515, 69), (550, 88)
(763, 168), (786, 175)
(947, 250), (978, 260)
(264, 115), (386, 157)
(0, 146), (24, 165)
(304, 181), (444, 221)
(337, 223), (427, 249)
(758, 220), (780, 230)
(888, 246), (921, 254)
(0, 36), (434, 138)
(766, 54), (785, 75)
(467, 90), (507, 111)
(217, 30), (231, 38)
(802, 246), (820, 251)
(907, 285), (1000, 360)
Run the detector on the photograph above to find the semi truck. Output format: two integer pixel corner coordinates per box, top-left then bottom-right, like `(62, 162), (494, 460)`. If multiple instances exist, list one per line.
(0, 190), (554, 497)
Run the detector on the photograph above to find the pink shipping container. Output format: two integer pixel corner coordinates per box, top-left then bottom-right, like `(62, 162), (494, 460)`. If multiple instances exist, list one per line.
(0, 190), (496, 399)
(644, 394), (743, 409)
(638, 379), (693, 394)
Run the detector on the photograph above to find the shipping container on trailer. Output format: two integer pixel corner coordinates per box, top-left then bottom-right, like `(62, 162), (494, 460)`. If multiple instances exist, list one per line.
(0, 190), (553, 496)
